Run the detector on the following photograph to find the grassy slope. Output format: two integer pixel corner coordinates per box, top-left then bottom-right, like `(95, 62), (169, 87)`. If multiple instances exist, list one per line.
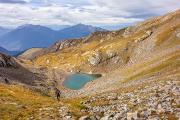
(29, 10), (180, 97)
(0, 83), (90, 119)
(1, 10), (179, 119)
(33, 10), (180, 73)
(0, 84), (57, 119)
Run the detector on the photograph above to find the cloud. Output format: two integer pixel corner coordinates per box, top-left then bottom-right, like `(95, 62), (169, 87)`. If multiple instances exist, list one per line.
(0, 0), (27, 4)
(0, 0), (179, 27)
(90, 0), (180, 18)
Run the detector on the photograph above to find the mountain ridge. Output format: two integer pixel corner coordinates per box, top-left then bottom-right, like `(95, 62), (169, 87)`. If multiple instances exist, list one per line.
(32, 9), (180, 97)
(0, 46), (21, 56)
(0, 24), (106, 51)
(0, 10), (180, 120)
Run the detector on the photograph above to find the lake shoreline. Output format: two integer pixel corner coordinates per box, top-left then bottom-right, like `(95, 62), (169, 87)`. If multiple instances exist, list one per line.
(62, 72), (102, 90)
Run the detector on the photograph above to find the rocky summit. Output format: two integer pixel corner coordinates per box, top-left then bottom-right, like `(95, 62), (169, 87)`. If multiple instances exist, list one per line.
(0, 10), (180, 120)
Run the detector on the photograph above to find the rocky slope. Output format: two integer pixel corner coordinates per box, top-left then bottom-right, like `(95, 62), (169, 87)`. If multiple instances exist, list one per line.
(0, 10), (180, 120)
(16, 10), (180, 94)
(78, 77), (180, 120)
(0, 52), (50, 88)
(0, 53), (17, 68)
(33, 10), (180, 74)
(33, 9), (180, 96)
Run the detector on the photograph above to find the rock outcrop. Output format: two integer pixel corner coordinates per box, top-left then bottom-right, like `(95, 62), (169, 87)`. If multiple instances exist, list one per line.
(176, 32), (180, 38)
(0, 9), (180, 120)
(33, 10), (180, 75)
(18, 38), (83, 60)
(0, 53), (16, 67)
(88, 52), (102, 66)
(47, 38), (82, 53)
(134, 30), (152, 43)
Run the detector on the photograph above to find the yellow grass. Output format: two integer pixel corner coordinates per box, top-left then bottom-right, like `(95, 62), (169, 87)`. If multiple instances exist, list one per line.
(121, 51), (180, 82)
(0, 84), (60, 119)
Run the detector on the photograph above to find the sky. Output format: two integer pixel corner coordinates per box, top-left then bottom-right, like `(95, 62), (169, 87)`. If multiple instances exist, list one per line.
(0, 0), (179, 28)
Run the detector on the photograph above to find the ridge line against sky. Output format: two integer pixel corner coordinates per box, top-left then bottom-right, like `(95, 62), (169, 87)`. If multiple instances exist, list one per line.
(0, 0), (179, 28)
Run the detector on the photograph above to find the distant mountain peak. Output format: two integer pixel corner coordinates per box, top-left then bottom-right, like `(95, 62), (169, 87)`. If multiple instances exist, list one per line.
(17, 24), (53, 31)
(17, 24), (35, 29)
(0, 24), (105, 51)
(0, 46), (21, 56)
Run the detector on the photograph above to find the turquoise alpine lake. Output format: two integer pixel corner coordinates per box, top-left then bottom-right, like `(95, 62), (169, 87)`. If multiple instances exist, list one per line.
(63, 73), (101, 90)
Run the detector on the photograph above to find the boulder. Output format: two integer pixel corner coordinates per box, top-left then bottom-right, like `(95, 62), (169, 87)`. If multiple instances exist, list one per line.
(140, 110), (151, 118)
(113, 112), (125, 119)
(147, 116), (160, 120)
(106, 50), (116, 59)
(112, 56), (123, 64)
(90, 115), (99, 120)
(123, 27), (132, 38)
(127, 111), (139, 120)
(100, 115), (110, 120)
(79, 116), (89, 120)
(157, 104), (165, 113)
(88, 52), (102, 66)
(176, 32), (180, 38)
(64, 115), (72, 120)
(146, 30), (153, 36)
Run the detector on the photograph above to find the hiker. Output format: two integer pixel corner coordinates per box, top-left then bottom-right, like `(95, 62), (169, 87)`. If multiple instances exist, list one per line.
(55, 88), (61, 101)
(4, 78), (10, 84)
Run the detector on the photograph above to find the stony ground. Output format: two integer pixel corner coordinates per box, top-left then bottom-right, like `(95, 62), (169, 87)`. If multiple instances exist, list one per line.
(35, 77), (180, 120)
(78, 78), (180, 120)
(0, 10), (180, 120)
(1, 75), (179, 120)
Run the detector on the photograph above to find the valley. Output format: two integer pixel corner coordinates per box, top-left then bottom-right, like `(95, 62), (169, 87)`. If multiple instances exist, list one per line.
(0, 10), (179, 120)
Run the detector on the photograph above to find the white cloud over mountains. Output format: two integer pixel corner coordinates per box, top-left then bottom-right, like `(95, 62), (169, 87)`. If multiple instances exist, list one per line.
(0, 0), (179, 27)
